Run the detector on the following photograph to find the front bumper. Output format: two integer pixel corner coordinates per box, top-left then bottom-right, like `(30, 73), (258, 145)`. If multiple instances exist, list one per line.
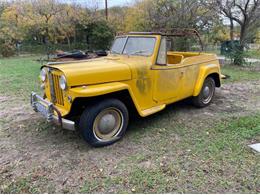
(31, 92), (75, 131)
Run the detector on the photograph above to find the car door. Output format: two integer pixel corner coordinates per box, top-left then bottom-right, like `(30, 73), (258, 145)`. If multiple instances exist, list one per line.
(180, 59), (200, 98)
(152, 67), (185, 102)
(152, 37), (184, 102)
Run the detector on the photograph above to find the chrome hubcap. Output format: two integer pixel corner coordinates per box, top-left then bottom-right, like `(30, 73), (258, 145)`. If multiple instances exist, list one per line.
(203, 86), (210, 98)
(202, 81), (214, 104)
(98, 114), (117, 134)
(93, 108), (123, 141)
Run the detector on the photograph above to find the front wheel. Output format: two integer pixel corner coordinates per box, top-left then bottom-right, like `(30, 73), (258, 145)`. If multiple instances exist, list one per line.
(192, 77), (216, 108)
(79, 99), (129, 147)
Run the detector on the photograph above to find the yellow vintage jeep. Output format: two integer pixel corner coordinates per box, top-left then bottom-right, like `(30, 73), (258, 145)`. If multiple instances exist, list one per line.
(31, 30), (221, 147)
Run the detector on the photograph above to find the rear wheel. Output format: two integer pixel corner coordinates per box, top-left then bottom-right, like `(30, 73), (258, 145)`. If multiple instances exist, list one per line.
(192, 77), (215, 108)
(79, 99), (129, 147)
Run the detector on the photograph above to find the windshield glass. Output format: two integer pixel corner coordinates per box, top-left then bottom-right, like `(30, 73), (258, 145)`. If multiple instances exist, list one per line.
(123, 37), (156, 56)
(111, 37), (127, 54)
(111, 36), (156, 56)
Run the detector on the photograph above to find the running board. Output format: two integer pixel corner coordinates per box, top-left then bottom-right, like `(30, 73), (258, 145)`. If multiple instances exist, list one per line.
(140, 104), (166, 117)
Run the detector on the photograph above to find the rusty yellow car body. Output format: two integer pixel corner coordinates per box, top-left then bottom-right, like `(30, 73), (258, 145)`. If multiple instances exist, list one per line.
(31, 32), (221, 146)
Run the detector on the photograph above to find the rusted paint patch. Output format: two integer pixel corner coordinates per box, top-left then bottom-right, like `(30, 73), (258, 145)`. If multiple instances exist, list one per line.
(136, 66), (151, 94)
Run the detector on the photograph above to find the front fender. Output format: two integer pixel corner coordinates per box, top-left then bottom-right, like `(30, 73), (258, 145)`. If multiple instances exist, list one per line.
(69, 82), (129, 97)
(193, 64), (220, 97)
(68, 82), (145, 117)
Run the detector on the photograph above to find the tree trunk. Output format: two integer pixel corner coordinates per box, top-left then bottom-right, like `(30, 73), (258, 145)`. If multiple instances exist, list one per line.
(240, 22), (247, 49)
(66, 36), (71, 49)
(74, 29), (77, 45)
(230, 18), (234, 41)
(233, 23), (247, 66)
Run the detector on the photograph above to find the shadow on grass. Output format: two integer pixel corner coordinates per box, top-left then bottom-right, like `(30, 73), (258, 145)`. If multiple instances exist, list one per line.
(21, 98), (195, 152)
(127, 98), (194, 135)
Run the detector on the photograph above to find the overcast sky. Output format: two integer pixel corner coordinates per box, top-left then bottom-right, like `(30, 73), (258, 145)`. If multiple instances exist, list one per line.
(64, 0), (135, 8)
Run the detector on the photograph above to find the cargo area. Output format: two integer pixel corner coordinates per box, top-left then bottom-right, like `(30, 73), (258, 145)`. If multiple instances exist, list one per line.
(167, 51), (207, 64)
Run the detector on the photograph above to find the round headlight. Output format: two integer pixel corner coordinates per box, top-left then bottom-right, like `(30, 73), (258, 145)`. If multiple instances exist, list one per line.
(59, 75), (67, 90)
(40, 68), (47, 82)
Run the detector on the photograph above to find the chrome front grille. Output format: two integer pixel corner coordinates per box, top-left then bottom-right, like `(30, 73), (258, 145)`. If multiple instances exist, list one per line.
(48, 70), (64, 106)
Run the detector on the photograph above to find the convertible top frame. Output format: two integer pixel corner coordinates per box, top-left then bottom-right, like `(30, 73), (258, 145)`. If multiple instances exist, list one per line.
(121, 28), (204, 52)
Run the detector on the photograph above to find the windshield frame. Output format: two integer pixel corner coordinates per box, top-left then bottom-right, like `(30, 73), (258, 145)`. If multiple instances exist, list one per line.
(110, 36), (157, 57)
(110, 36), (127, 55)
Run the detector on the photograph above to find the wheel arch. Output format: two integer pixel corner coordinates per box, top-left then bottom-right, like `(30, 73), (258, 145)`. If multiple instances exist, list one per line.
(67, 89), (140, 118)
(193, 64), (221, 97)
(207, 73), (221, 88)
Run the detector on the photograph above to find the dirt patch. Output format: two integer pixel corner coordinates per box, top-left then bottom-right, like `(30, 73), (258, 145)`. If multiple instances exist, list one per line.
(0, 80), (260, 193)
(209, 80), (260, 116)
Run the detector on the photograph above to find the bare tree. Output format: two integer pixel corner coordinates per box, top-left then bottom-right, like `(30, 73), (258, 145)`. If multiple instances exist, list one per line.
(215, 0), (236, 40)
(144, 0), (217, 31)
(215, 0), (260, 64)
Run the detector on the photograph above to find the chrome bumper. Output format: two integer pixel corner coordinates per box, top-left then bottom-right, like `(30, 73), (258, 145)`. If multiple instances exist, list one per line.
(31, 92), (75, 131)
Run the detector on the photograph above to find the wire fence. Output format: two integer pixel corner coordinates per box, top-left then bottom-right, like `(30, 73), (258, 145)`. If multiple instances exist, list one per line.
(5, 42), (259, 60)
(17, 43), (89, 55)
(15, 43), (222, 56)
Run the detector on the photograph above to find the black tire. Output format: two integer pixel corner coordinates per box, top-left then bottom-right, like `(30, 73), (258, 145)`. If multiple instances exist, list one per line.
(79, 99), (129, 147)
(192, 77), (216, 108)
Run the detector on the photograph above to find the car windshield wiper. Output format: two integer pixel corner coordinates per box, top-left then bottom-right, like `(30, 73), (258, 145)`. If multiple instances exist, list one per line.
(129, 50), (149, 56)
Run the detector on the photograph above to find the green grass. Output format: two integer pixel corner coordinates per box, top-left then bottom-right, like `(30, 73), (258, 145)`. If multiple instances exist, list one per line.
(80, 167), (169, 193)
(79, 114), (260, 193)
(0, 56), (42, 99)
(245, 50), (260, 59)
(221, 65), (260, 82)
(1, 177), (40, 193)
(193, 114), (260, 157)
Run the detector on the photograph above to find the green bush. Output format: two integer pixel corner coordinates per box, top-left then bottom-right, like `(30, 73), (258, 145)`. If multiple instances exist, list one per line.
(86, 21), (115, 50)
(224, 43), (247, 66)
(0, 42), (16, 57)
(231, 49), (247, 66)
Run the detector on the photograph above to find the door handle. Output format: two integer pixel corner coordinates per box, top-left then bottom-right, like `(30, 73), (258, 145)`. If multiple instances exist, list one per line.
(180, 71), (184, 79)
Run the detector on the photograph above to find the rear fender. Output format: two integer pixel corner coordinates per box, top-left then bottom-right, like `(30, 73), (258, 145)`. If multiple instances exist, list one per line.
(193, 64), (220, 97)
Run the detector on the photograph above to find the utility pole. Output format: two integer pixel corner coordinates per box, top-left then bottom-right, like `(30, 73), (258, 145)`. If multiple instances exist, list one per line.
(105, 0), (108, 20)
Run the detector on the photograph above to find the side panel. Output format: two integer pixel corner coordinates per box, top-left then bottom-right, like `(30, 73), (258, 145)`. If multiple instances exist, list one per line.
(151, 54), (221, 105)
(152, 67), (183, 102)
(181, 64), (200, 98)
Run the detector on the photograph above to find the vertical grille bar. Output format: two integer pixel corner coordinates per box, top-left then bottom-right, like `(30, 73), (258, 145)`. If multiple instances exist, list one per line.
(48, 70), (56, 103)
(50, 73), (64, 106)
(57, 75), (64, 105)
(54, 75), (60, 104)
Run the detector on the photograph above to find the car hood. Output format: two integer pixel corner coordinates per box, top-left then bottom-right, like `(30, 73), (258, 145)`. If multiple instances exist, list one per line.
(45, 57), (132, 87)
